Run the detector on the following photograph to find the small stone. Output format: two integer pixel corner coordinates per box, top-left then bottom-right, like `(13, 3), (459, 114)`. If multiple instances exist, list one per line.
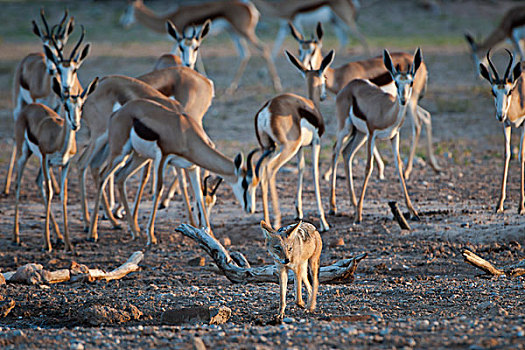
(407, 338), (416, 347)
(0, 273), (5, 286)
(461, 222), (470, 228)
(161, 306), (231, 325)
(12, 330), (24, 337)
(282, 317), (295, 323)
(0, 299), (15, 318)
(221, 237), (231, 247)
(188, 257), (206, 267)
(70, 342), (84, 350)
(332, 238), (345, 247)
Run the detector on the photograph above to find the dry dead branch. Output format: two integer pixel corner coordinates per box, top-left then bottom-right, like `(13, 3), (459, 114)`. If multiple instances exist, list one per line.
(462, 249), (525, 277)
(175, 224), (367, 284)
(388, 201), (411, 230)
(2, 251), (143, 285)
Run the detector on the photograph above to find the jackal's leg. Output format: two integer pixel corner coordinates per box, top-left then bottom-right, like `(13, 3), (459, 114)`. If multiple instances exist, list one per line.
(277, 267), (288, 321)
(294, 264), (305, 308)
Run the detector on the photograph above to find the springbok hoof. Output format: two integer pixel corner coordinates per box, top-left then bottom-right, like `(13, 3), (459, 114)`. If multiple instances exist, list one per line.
(86, 237), (97, 243)
(411, 214), (421, 221)
(111, 224), (122, 230)
(158, 202), (167, 210)
(328, 209), (337, 216)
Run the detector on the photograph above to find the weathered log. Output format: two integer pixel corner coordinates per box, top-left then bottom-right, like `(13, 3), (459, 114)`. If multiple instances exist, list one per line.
(2, 251), (143, 284)
(462, 249), (525, 277)
(462, 249), (504, 276)
(175, 224), (367, 284)
(388, 201), (411, 230)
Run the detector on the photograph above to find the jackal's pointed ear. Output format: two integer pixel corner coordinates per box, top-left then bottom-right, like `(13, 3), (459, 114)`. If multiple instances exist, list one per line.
(260, 220), (275, 239)
(285, 221), (302, 238)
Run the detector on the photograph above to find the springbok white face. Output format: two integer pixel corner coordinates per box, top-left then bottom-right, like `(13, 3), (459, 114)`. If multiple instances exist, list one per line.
(166, 19), (210, 69)
(44, 27), (90, 92)
(479, 49), (522, 123)
(289, 21), (323, 70)
(52, 77), (98, 131)
(232, 151), (258, 214)
(32, 9), (74, 75)
(384, 48), (422, 106)
(286, 49), (335, 102)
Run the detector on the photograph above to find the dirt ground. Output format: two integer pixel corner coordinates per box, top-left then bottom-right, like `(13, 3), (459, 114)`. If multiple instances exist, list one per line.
(0, 0), (524, 349)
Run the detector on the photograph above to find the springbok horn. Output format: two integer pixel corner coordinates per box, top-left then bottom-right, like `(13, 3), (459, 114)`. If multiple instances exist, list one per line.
(40, 8), (50, 36)
(203, 175), (211, 194)
(51, 36), (65, 61)
(56, 10), (68, 37)
(487, 49), (500, 82)
(70, 25), (85, 60)
(503, 49), (514, 82)
(246, 148), (258, 177)
(211, 177), (223, 196)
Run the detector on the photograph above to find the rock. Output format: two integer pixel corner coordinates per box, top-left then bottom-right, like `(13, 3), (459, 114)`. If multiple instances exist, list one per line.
(282, 317), (295, 323)
(221, 237), (231, 247)
(161, 306), (231, 325)
(332, 238), (345, 247)
(78, 303), (142, 326)
(10, 264), (45, 285)
(0, 299), (15, 318)
(188, 257), (206, 267)
(70, 342), (84, 350)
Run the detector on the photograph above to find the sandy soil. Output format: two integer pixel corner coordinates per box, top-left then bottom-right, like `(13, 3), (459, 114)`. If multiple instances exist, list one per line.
(0, 0), (524, 349)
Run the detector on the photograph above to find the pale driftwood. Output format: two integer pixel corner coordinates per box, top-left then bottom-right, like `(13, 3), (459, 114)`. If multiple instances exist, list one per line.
(2, 251), (143, 284)
(388, 201), (411, 230)
(175, 224), (367, 284)
(462, 249), (525, 277)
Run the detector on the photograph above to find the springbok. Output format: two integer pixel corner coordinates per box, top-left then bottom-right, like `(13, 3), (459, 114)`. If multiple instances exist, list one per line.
(13, 77), (98, 252)
(289, 22), (440, 196)
(5, 9), (74, 195)
(252, 0), (368, 57)
(120, 0), (281, 93)
(252, 50), (334, 232)
(479, 49), (525, 214)
(87, 98), (257, 244)
(465, 5), (525, 77)
(153, 20), (210, 73)
(336, 49), (422, 223)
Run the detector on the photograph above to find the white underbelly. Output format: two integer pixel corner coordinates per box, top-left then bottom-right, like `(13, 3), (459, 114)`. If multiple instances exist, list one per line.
(166, 154), (194, 168)
(130, 128), (160, 160)
(295, 6), (333, 25)
(348, 107), (401, 140)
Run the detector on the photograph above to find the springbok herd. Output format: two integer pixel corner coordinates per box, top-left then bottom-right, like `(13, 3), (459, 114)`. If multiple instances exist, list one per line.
(3, 1), (525, 252)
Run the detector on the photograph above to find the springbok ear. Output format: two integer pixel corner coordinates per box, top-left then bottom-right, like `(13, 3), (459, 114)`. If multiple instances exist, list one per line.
(383, 49), (395, 75)
(199, 19), (211, 40)
(512, 62), (522, 83)
(479, 63), (492, 83)
(288, 21), (303, 42)
(51, 77), (62, 97)
(234, 153), (243, 174)
(81, 77), (99, 99)
(316, 22), (323, 41)
(285, 50), (307, 74)
(411, 47), (422, 75)
(260, 220), (275, 238)
(464, 32), (476, 48)
(43, 44), (57, 65)
(32, 20), (42, 39)
(75, 44), (91, 66)
(320, 50), (335, 73)
(285, 221), (302, 238)
(166, 20), (182, 41)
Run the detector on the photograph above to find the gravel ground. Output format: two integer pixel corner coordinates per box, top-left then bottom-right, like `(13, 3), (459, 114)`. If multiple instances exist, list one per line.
(0, 0), (524, 349)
